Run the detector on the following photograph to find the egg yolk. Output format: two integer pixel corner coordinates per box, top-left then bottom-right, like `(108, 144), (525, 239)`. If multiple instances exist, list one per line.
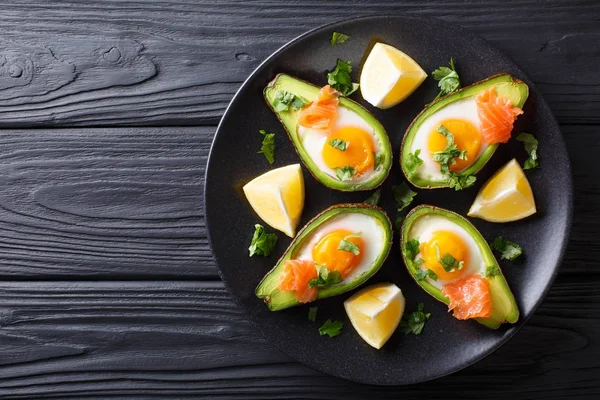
(427, 118), (481, 172)
(322, 126), (375, 175)
(419, 231), (469, 281)
(312, 229), (364, 278)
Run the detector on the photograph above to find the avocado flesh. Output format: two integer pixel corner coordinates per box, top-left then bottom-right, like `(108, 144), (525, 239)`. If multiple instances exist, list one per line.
(400, 205), (519, 329)
(264, 74), (392, 191)
(255, 204), (392, 311)
(401, 74), (529, 189)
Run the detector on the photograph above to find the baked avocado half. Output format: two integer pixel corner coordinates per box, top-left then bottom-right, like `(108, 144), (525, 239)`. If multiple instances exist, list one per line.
(256, 204), (392, 311)
(400, 205), (519, 329)
(264, 74), (392, 191)
(400, 73), (529, 189)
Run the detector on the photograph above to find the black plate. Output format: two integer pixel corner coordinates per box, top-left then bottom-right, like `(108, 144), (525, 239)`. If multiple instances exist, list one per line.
(204, 16), (572, 385)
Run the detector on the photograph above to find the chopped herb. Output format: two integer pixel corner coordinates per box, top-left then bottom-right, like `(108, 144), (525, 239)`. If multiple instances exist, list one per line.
(330, 31), (350, 45)
(334, 165), (356, 181)
(484, 265), (501, 278)
(308, 265), (343, 288)
(392, 182), (417, 212)
(328, 138), (348, 151)
(414, 258), (425, 267)
(395, 215), (405, 231)
(414, 266), (438, 282)
(308, 306), (318, 321)
(404, 238), (420, 261)
(433, 125), (467, 175)
(248, 224), (278, 257)
(427, 269), (438, 281)
(516, 133), (540, 170)
(364, 189), (381, 205)
(327, 59), (359, 96)
(448, 174), (476, 191)
(258, 129), (275, 164)
(439, 251), (464, 272)
(491, 236), (523, 261)
(415, 268), (428, 281)
(319, 319), (343, 338)
(430, 58), (461, 103)
(374, 152), (384, 170)
(271, 90), (309, 112)
(405, 149), (424, 178)
(398, 303), (431, 335)
(338, 234), (361, 255)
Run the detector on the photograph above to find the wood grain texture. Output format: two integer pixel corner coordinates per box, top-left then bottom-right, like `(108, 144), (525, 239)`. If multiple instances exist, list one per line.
(0, 127), (213, 278)
(0, 280), (597, 399)
(0, 0), (598, 126)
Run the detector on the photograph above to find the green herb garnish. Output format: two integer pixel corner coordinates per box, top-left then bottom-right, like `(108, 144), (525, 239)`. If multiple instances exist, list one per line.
(439, 252), (464, 272)
(327, 59), (359, 96)
(330, 32), (350, 46)
(427, 269), (438, 281)
(392, 182), (417, 212)
(334, 165), (356, 181)
(374, 152), (384, 170)
(405, 149), (423, 178)
(431, 58), (461, 103)
(364, 189), (381, 205)
(338, 234), (361, 255)
(491, 236), (523, 261)
(484, 265), (501, 278)
(248, 224), (278, 257)
(516, 133), (540, 170)
(258, 129), (275, 164)
(433, 125), (467, 175)
(271, 90), (309, 112)
(308, 265), (343, 288)
(328, 138), (348, 151)
(319, 319), (343, 338)
(404, 238), (420, 261)
(398, 303), (431, 335)
(415, 266), (438, 282)
(308, 306), (318, 321)
(448, 174), (476, 191)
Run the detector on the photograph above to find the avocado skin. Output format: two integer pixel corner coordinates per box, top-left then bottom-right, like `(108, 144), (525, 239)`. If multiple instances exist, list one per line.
(255, 203), (393, 311)
(400, 205), (519, 329)
(400, 73), (530, 189)
(264, 74), (392, 192)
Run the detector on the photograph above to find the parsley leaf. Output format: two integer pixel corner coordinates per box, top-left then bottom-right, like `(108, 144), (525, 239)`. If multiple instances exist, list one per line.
(248, 224), (278, 257)
(484, 265), (501, 278)
(437, 249), (464, 272)
(334, 165), (356, 181)
(327, 59), (359, 96)
(491, 236), (523, 261)
(398, 303), (431, 335)
(328, 138), (348, 151)
(392, 182), (417, 212)
(330, 32), (350, 46)
(374, 152), (384, 170)
(258, 129), (275, 164)
(364, 189), (381, 205)
(308, 264), (343, 288)
(319, 319), (343, 338)
(415, 267), (438, 282)
(448, 174), (476, 191)
(516, 133), (540, 170)
(433, 125), (467, 175)
(405, 149), (424, 178)
(430, 58), (461, 103)
(338, 234), (361, 255)
(308, 306), (318, 321)
(271, 90), (309, 112)
(404, 238), (420, 261)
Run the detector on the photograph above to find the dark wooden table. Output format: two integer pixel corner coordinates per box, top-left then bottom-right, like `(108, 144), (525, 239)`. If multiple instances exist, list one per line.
(0, 1), (598, 398)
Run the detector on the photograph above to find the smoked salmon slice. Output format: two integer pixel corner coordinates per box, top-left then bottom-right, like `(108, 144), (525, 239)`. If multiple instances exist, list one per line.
(442, 274), (492, 320)
(278, 259), (318, 303)
(298, 85), (340, 131)
(476, 87), (523, 144)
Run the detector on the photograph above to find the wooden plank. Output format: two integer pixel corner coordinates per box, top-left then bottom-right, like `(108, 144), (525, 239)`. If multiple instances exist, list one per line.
(0, 127), (215, 278)
(0, 0), (597, 126)
(0, 279), (597, 399)
(0, 123), (593, 279)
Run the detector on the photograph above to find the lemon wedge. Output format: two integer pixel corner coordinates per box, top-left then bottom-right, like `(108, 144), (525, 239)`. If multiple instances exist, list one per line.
(344, 283), (405, 349)
(243, 164), (305, 237)
(360, 43), (427, 109)
(468, 159), (536, 222)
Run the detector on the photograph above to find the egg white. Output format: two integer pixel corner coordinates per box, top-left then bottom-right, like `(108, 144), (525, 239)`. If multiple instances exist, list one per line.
(409, 98), (488, 182)
(406, 214), (486, 289)
(294, 213), (386, 282)
(298, 107), (382, 184)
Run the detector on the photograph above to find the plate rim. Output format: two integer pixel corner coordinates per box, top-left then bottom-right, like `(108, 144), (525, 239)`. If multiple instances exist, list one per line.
(203, 15), (574, 385)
